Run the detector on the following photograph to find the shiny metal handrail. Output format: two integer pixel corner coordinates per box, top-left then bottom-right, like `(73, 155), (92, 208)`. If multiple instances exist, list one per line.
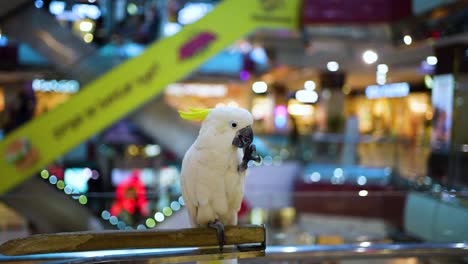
(0, 247), (263, 264)
(266, 242), (468, 261)
(0, 243), (466, 263)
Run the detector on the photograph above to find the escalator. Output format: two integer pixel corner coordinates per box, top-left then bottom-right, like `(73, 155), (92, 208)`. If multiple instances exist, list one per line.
(0, 1), (301, 232)
(0, 2), (120, 232)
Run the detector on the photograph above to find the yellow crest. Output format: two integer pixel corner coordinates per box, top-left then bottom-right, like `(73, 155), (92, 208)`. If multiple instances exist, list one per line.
(178, 107), (211, 121)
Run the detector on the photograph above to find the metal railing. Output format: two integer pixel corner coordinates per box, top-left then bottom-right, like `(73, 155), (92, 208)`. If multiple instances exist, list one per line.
(0, 243), (466, 263)
(264, 243), (468, 261)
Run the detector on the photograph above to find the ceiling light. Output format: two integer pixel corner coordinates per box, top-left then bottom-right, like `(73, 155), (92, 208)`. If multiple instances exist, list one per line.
(304, 80), (316, 90)
(35, 0), (44, 8)
(376, 74), (386, 85)
(403, 35), (412, 45)
(288, 103), (314, 116)
(145, 145), (161, 157)
(363, 50), (378, 64)
(49, 1), (65, 15)
(377, 64), (388, 74)
(127, 3), (138, 15)
(83, 33), (93, 43)
(322, 89), (331, 99)
(358, 190), (368, 197)
(295, 90), (318, 103)
(426, 56), (438, 65)
(327, 61), (339, 72)
(79, 21), (93, 32)
(252, 81), (267, 93)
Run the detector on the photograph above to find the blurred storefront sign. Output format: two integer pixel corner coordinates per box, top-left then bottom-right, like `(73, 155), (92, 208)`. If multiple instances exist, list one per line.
(30, 79), (79, 117)
(166, 83), (227, 97)
(32, 79), (80, 93)
(112, 168), (157, 187)
(111, 166), (179, 189)
(365, 82), (410, 99)
(64, 167), (95, 193)
(431, 74), (454, 152)
(165, 82), (249, 111)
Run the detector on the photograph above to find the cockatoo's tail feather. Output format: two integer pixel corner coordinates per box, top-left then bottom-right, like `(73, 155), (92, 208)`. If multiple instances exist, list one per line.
(178, 108), (211, 121)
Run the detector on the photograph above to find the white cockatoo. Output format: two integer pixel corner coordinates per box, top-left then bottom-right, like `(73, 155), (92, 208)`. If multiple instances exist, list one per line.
(179, 107), (260, 255)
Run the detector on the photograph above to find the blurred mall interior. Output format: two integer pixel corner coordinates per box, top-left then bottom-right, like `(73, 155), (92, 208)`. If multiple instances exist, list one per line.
(0, 0), (467, 262)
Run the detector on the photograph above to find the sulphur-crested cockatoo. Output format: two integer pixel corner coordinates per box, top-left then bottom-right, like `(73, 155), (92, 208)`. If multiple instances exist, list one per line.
(179, 107), (260, 254)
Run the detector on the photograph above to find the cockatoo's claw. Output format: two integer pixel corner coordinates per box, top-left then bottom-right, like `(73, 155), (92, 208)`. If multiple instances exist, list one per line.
(251, 145), (261, 163)
(239, 144), (262, 172)
(208, 220), (225, 251)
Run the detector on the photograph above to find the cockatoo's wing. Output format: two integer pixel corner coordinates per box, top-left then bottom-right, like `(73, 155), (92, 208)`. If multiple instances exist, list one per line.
(180, 154), (197, 226)
(181, 145), (232, 227)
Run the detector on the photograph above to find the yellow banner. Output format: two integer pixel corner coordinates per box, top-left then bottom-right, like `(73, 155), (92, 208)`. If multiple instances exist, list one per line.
(0, 0), (301, 193)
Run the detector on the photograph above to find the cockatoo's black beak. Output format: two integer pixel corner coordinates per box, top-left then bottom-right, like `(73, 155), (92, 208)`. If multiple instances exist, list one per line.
(232, 125), (253, 148)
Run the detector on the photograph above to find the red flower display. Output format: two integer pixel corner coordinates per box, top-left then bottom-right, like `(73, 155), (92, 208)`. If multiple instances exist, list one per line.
(110, 170), (149, 217)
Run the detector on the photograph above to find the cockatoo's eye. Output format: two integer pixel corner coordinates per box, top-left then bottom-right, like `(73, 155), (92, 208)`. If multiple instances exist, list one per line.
(230, 121), (238, 128)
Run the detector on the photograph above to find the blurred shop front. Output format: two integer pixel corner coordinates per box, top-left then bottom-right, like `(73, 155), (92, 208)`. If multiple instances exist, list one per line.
(165, 81), (250, 110)
(346, 83), (431, 141)
(243, 64), (433, 180)
(345, 82), (432, 179)
(0, 79), (78, 137)
(32, 79), (79, 116)
(249, 66), (323, 137)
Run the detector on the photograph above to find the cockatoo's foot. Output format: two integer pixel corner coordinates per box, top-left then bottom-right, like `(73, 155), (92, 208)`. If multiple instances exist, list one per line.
(208, 220), (225, 251)
(238, 144), (261, 172)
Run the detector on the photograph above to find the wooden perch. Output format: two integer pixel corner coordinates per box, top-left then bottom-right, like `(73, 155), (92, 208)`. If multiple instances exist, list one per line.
(0, 225), (265, 256)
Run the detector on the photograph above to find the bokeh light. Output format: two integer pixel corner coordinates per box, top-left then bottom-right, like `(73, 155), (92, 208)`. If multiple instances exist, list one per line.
(252, 81), (267, 93)
(64, 185), (73, 195)
(162, 207), (173, 217)
(403, 35), (412, 45)
(327, 61), (339, 72)
(109, 216), (118, 225)
(154, 212), (165, 222)
(362, 50), (378, 64)
(146, 218), (156, 228)
(101, 210), (111, 220)
(117, 221), (126, 230)
(83, 33), (94, 43)
(56, 180), (65, 189)
(49, 175), (57, 184)
(78, 195), (88, 204)
(40, 170), (49, 179)
(170, 201), (181, 211)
